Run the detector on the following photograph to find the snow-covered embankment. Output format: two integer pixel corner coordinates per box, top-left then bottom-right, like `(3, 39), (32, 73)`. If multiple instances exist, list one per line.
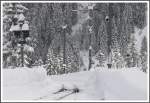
(2, 66), (147, 101)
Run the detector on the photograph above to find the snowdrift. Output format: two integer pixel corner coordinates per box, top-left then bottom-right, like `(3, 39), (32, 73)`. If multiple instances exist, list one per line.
(2, 66), (148, 101)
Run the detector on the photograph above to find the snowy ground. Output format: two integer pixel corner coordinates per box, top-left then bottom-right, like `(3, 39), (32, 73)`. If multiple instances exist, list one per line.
(2, 66), (148, 102)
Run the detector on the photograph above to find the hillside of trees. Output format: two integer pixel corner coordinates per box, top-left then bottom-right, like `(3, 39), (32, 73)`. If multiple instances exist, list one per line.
(2, 3), (148, 74)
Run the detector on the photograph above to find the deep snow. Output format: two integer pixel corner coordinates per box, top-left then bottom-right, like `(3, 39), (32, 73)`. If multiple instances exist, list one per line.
(2, 66), (148, 101)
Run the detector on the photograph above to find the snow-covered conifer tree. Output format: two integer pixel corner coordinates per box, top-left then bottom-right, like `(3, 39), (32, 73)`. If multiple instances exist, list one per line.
(111, 17), (125, 69)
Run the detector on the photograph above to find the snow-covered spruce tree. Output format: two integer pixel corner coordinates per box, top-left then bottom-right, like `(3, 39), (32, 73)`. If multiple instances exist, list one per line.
(23, 37), (35, 67)
(46, 47), (61, 75)
(94, 19), (107, 67)
(3, 3), (29, 68)
(140, 36), (147, 73)
(123, 3), (147, 68)
(92, 3), (108, 54)
(11, 5), (35, 68)
(125, 35), (139, 68)
(111, 17), (125, 69)
(111, 46), (125, 69)
(93, 20), (107, 67)
(46, 38), (80, 75)
(118, 4), (134, 58)
(3, 3), (18, 68)
(46, 47), (70, 75)
(95, 50), (105, 67)
(66, 38), (80, 73)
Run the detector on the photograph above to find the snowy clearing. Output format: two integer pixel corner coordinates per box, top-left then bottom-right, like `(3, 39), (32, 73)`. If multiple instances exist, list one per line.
(2, 66), (148, 101)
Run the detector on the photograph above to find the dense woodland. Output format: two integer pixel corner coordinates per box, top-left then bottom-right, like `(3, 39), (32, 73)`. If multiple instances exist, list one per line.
(3, 3), (148, 74)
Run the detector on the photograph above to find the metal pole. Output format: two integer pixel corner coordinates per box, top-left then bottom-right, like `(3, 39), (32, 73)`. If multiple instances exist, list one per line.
(106, 3), (113, 69)
(63, 28), (66, 73)
(88, 26), (92, 70)
(88, 46), (92, 70)
(20, 32), (24, 67)
(20, 24), (24, 67)
(21, 42), (24, 67)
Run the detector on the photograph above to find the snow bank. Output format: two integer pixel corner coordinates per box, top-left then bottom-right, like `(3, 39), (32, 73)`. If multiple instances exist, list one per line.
(45, 69), (147, 100)
(2, 66), (48, 100)
(3, 66), (47, 86)
(96, 69), (147, 100)
(2, 67), (148, 101)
